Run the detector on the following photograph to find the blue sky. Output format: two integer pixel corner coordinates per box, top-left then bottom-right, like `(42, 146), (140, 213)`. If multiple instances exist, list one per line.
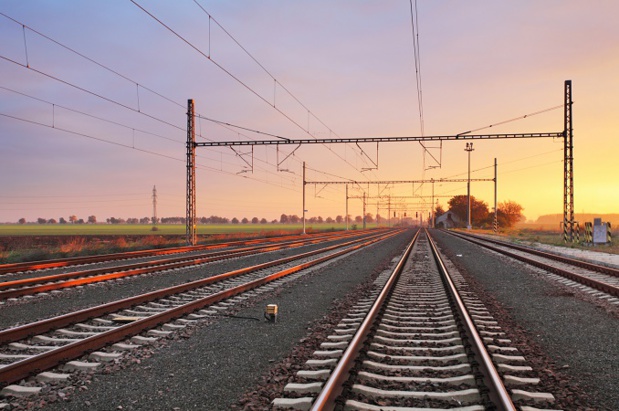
(1, 1), (618, 223)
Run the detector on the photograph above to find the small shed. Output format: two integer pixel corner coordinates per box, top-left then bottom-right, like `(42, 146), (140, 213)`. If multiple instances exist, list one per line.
(435, 211), (462, 228)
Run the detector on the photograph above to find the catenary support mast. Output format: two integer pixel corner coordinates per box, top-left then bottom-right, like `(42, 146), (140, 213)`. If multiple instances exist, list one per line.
(563, 80), (574, 242)
(186, 99), (197, 245)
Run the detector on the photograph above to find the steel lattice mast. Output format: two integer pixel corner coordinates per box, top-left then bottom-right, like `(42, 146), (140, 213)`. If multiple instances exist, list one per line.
(186, 99), (196, 245)
(563, 80), (575, 242)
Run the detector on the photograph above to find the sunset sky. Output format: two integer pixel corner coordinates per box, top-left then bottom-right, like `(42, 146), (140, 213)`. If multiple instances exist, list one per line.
(1, 1), (618, 224)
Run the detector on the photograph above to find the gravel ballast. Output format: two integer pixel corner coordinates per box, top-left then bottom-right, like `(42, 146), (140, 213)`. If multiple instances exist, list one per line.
(0, 233), (383, 331)
(21, 230), (414, 410)
(431, 229), (619, 410)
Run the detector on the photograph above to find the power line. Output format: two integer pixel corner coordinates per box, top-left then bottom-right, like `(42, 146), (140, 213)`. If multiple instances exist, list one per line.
(2, 9), (372, 184)
(0, 12), (185, 111)
(0, 53), (185, 132)
(457, 105), (564, 135)
(131, 0), (376, 177)
(0, 85), (299, 185)
(0, 85), (183, 144)
(0, 111), (300, 192)
(408, 0), (424, 137)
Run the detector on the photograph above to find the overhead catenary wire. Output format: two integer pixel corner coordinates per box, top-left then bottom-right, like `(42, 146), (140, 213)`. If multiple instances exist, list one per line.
(0, 53), (185, 133)
(0, 85), (300, 185)
(0, 12), (300, 184)
(0, 12), (185, 111)
(130, 0), (377, 178)
(457, 105), (564, 136)
(2, 10), (370, 184)
(0, 111), (301, 194)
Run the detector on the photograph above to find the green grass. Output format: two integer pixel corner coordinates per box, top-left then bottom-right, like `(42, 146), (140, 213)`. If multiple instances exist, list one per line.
(0, 223), (377, 236)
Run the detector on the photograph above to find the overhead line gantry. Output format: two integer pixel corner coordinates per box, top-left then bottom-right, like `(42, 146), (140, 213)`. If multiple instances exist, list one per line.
(305, 176), (496, 232)
(186, 80), (575, 245)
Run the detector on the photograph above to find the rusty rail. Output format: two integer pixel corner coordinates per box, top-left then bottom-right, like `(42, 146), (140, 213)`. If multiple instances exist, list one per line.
(0, 229), (404, 386)
(0, 229), (379, 275)
(0, 230), (379, 299)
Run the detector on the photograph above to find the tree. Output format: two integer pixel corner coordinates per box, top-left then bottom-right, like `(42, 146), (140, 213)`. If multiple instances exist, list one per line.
(317, 216), (324, 223)
(251, 217), (259, 224)
(365, 213), (374, 223)
(140, 217), (150, 224)
(355, 215), (363, 223)
(69, 215), (78, 224)
(289, 215), (300, 224)
(435, 205), (445, 218)
(59, 217), (67, 224)
(260, 218), (268, 224)
(18, 218), (26, 224)
(447, 195), (490, 227)
(241, 217), (249, 224)
(231, 217), (239, 224)
(335, 215), (343, 224)
(326, 217), (334, 223)
(77, 218), (85, 224)
(47, 218), (57, 224)
(497, 200), (524, 228)
(37, 218), (46, 224)
(88, 215), (97, 224)
(280, 214), (289, 224)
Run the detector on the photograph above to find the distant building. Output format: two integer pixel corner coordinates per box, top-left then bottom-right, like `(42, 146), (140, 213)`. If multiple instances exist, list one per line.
(435, 211), (462, 228)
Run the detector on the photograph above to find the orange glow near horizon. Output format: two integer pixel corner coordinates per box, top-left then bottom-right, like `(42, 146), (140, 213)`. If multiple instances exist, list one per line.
(1, 2), (617, 225)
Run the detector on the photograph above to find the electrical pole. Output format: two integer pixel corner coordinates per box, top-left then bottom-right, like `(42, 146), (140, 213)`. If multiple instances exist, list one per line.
(388, 196), (391, 228)
(345, 184), (349, 231)
(465, 142), (474, 230)
(186, 99), (197, 245)
(362, 191), (366, 229)
(431, 179), (435, 228)
(494, 158), (498, 233)
(302, 161), (306, 235)
(152, 185), (158, 229)
(563, 80), (574, 243)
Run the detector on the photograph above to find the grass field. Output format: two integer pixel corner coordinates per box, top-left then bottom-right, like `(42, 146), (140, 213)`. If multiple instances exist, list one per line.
(0, 223), (375, 236)
(0, 222), (377, 263)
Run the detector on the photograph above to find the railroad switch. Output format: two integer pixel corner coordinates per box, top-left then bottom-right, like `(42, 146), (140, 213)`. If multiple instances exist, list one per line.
(265, 304), (278, 322)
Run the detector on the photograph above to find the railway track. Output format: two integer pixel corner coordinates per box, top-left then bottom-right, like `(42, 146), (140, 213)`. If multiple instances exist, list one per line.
(443, 230), (619, 299)
(0, 229), (376, 276)
(0, 228), (402, 394)
(272, 230), (558, 411)
(0, 230), (383, 301)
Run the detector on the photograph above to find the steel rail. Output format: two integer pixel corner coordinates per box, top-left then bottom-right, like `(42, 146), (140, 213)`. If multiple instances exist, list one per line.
(309, 229), (419, 410)
(0, 229), (402, 345)
(426, 230), (516, 411)
(0, 229), (376, 275)
(443, 230), (619, 297)
(0, 229), (403, 386)
(0, 230), (378, 299)
(448, 230), (619, 277)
